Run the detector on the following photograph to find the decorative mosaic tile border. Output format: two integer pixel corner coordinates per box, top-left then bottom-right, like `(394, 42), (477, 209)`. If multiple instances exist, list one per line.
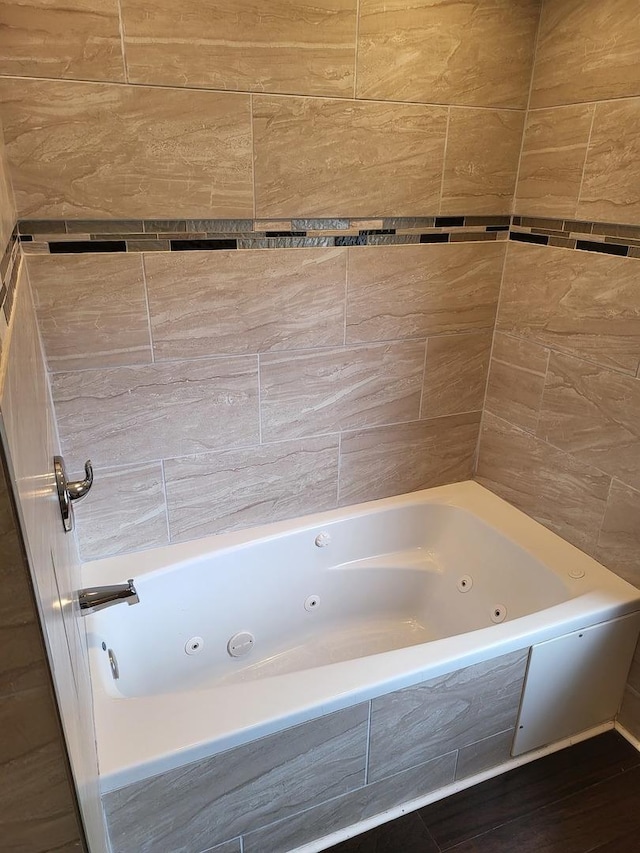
(0, 227), (21, 333)
(511, 216), (640, 258)
(18, 216), (510, 253)
(11, 215), (640, 260)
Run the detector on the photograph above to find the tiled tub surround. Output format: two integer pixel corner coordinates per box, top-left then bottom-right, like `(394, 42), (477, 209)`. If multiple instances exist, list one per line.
(103, 650), (529, 853)
(476, 239), (640, 737)
(28, 238), (504, 560)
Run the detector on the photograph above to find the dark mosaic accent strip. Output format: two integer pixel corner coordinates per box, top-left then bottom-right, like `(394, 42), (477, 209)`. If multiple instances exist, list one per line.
(13, 216), (640, 259)
(0, 227), (21, 328)
(511, 215), (640, 257)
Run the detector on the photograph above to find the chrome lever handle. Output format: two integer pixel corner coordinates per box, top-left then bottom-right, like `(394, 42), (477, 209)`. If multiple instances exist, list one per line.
(66, 459), (93, 501)
(54, 455), (94, 533)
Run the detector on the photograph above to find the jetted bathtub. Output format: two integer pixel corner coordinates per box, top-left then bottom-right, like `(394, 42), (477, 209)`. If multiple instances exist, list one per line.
(84, 481), (640, 796)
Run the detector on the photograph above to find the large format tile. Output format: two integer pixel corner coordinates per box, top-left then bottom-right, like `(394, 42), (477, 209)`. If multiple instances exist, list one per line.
(0, 79), (253, 219)
(260, 342), (426, 441)
(484, 332), (549, 434)
(145, 247), (346, 359)
(338, 413), (481, 505)
(74, 463), (168, 561)
(440, 108), (524, 215)
(356, 0), (539, 109)
(51, 357), (259, 468)
(104, 705), (368, 853)
(0, 123), (15, 254)
(244, 753), (455, 853)
(120, 0), (357, 97)
(28, 253), (151, 370)
(420, 731), (640, 850)
(0, 0), (125, 81)
(578, 99), (640, 226)
(421, 331), (492, 418)
(496, 243), (640, 375)
(165, 437), (339, 541)
(368, 649), (527, 783)
(515, 104), (595, 218)
(476, 412), (611, 553)
(455, 729), (515, 781)
(595, 480), (640, 587)
(618, 688), (640, 738)
(346, 243), (504, 343)
(530, 0), (640, 108)
(538, 353), (640, 491)
(253, 95), (448, 217)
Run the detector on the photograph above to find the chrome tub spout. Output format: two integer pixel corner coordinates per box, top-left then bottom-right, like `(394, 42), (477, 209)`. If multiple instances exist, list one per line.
(78, 579), (139, 615)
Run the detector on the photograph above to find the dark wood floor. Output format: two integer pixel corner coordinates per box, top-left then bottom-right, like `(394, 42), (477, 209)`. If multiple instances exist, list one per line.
(327, 731), (640, 852)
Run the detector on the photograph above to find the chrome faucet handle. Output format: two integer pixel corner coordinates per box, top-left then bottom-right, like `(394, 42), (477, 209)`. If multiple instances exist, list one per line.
(54, 455), (94, 533)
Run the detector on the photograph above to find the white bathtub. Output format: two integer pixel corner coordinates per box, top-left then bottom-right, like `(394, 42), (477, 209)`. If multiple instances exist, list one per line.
(84, 481), (640, 794)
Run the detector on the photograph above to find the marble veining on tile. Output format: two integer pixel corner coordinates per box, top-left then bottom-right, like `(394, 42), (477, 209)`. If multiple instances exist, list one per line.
(356, 0), (540, 109)
(484, 332), (549, 434)
(368, 649), (528, 783)
(74, 463), (168, 560)
(253, 96), (448, 218)
(144, 247), (346, 359)
(260, 341), (426, 441)
(51, 358), (260, 468)
(455, 729), (516, 781)
(538, 352), (640, 491)
(496, 242), (640, 375)
(476, 412), (611, 553)
(164, 437), (339, 542)
(338, 412), (481, 505)
(595, 480), (640, 588)
(346, 243), (504, 343)
(0, 79), (253, 219)
(104, 704), (368, 853)
(0, 0), (125, 82)
(243, 752), (456, 853)
(421, 331), (492, 418)
(28, 253), (151, 370)
(120, 0), (357, 97)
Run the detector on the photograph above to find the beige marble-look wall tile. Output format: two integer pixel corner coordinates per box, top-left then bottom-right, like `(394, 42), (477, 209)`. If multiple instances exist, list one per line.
(144, 247), (346, 360)
(595, 480), (640, 588)
(530, 0), (640, 108)
(0, 79), (253, 220)
(243, 752), (456, 853)
(28, 253), (151, 370)
(515, 104), (595, 218)
(496, 243), (640, 376)
(74, 463), (168, 561)
(260, 341), (425, 441)
(104, 704), (368, 853)
(538, 353), (640, 492)
(476, 412), (611, 553)
(356, 0), (540, 109)
(368, 649), (527, 782)
(165, 437), (339, 541)
(51, 357), (259, 468)
(0, 0), (125, 82)
(120, 0), (357, 97)
(253, 96), (448, 217)
(578, 99), (640, 226)
(421, 331), (492, 418)
(346, 243), (504, 343)
(338, 412), (481, 505)
(440, 108), (524, 215)
(484, 332), (549, 434)
(0, 116), (15, 254)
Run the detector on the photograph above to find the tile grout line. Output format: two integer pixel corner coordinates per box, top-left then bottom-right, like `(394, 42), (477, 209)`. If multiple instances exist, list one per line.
(575, 104), (598, 219)
(139, 254), (155, 363)
(160, 459), (171, 544)
(437, 107), (452, 215)
(363, 700), (372, 785)
(418, 338), (429, 419)
(257, 352), (263, 445)
(115, 0), (130, 83)
(353, 0), (361, 100)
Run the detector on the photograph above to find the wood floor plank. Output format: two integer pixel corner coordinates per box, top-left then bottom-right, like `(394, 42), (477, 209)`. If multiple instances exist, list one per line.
(326, 812), (440, 852)
(444, 765), (640, 853)
(420, 732), (640, 849)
